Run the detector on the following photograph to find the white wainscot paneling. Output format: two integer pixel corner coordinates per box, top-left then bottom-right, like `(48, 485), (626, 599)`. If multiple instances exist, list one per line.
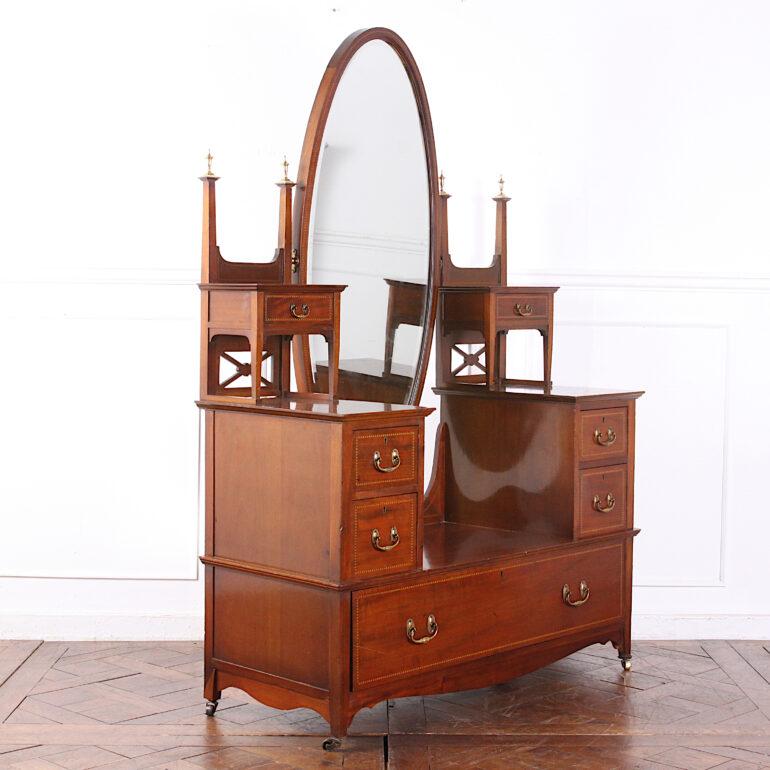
(0, 283), (200, 580)
(553, 318), (728, 587)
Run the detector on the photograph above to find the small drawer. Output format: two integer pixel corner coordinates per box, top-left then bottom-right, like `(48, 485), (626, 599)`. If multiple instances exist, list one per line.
(578, 465), (627, 537)
(496, 293), (548, 321)
(264, 293), (333, 325)
(579, 407), (628, 462)
(352, 495), (418, 578)
(353, 542), (623, 689)
(353, 427), (419, 492)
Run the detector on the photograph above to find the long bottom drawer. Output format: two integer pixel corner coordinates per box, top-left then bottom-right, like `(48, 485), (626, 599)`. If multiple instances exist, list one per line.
(353, 541), (624, 689)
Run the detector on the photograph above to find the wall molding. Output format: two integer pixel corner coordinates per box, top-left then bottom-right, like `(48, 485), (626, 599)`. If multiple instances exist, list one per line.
(556, 320), (730, 589)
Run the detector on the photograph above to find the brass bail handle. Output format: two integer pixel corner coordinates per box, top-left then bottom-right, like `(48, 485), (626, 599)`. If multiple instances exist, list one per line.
(373, 447), (401, 473)
(371, 525), (400, 551)
(406, 614), (438, 644)
(514, 303), (533, 316)
(594, 427), (616, 446)
(562, 579), (590, 607)
(290, 303), (310, 319)
(593, 492), (616, 513)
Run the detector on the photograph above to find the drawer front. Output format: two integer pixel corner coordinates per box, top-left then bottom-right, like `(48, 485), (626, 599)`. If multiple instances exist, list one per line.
(264, 293), (333, 325)
(578, 465), (627, 536)
(352, 495), (418, 578)
(579, 408), (628, 461)
(496, 293), (548, 322)
(353, 427), (419, 492)
(353, 542), (624, 689)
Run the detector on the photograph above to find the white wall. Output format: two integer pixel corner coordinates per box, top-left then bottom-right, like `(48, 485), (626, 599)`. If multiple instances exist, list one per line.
(1, 0), (768, 639)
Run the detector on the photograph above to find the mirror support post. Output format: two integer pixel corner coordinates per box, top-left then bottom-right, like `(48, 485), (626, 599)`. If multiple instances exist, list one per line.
(275, 165), (296, 282)
(200, 173), (220, 283)
(492, 183), (511, 288)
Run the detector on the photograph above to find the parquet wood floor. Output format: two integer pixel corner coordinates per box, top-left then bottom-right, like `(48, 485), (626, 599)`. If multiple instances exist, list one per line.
(0, 640), (768, 768)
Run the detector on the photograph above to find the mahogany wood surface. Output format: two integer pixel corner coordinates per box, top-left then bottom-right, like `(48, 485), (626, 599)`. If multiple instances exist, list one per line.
(195, 25), (646, 749)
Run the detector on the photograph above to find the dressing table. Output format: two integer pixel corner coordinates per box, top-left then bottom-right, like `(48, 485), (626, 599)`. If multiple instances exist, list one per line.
(197, 27), (642, 751)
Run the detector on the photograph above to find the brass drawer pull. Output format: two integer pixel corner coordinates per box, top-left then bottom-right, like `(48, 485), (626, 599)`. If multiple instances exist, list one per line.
(373, 448), (401, 473)
(290, 302), (310, 319)
(562, 580), (590, 607)
(514, 302), (533, 316)
(593, 427), (616, 447)
(371, 525), (400, 551)
(406, 614), (438, 644)
(593, 493), (616, 513)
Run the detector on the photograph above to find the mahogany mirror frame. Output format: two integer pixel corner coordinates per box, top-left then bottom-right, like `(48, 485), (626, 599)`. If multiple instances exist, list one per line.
(292, 27), (440, 405)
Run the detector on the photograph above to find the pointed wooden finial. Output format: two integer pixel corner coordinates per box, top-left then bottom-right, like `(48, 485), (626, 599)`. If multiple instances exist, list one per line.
(206, 149), (214, 177)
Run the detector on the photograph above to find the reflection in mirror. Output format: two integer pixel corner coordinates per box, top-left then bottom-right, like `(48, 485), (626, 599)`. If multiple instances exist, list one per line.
(308, 40), (430, 403)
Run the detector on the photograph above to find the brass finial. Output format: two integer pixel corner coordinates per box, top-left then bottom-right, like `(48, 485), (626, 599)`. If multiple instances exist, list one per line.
(282, 156), (290, 182)
(439, 171), (445, 194)
(206, 150), (214, 177)
(498, 175), (505, 196)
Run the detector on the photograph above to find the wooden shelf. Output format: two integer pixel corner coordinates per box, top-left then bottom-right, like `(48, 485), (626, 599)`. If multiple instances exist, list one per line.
(422, 521), (573, 572)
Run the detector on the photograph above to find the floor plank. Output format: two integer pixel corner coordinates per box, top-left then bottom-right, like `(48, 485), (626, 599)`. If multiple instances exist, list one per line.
(0, 641), (769, 768)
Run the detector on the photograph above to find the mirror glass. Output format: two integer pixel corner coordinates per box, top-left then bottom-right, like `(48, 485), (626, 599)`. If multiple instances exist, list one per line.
(307, 40), (430, 403)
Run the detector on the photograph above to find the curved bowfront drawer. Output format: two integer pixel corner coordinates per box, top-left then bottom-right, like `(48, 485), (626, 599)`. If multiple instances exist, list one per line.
(352, 494), (418, 578)
(579, 407), (628, 462)
(352, 542), (624, 689)
(353, 427), (418, 493)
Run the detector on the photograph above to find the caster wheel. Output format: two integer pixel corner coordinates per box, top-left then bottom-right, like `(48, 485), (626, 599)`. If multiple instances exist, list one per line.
(322, 738), (342, 752)
(621, 658), (632, 672)
(205, 700), (218, 716)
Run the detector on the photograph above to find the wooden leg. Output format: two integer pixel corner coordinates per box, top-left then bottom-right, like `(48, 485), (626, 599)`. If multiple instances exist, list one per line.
(497, 330), (507, 383)
(279, 336), (291, 395)
(542, 324), (553, 388)
(327, 330), (340, 399)
(203, 668), (221, 716)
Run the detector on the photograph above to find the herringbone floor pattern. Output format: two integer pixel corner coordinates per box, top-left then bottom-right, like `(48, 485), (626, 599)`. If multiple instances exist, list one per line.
(0, 640), (768, 768)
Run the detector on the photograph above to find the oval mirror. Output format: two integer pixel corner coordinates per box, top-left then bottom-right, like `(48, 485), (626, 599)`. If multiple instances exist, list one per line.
(293, 28), (438, 404)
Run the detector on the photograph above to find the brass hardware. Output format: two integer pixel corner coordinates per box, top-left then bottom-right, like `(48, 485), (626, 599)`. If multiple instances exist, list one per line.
(406, 614), (438, 644)
(206, 149), (214, 177)
(290, 303), (310, 319)
(282, 156), (290, 182)
(290, 249), (300, 274)
(371, 525), (400, 552)
(562, 579), (590, 607)
(498, 175), (505, 196)
(592, 492), (616, 513)
(439, 171), (445, 194)
(514, 303), (533, 316)
(594, 427), (616, 447)
(373, 448), (401, 473)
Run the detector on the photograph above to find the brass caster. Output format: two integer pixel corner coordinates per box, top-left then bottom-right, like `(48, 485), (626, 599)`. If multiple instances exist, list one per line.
(621, 657), (632, 672)
(205, 700), (218, 716)
(322, 738), (342, 751)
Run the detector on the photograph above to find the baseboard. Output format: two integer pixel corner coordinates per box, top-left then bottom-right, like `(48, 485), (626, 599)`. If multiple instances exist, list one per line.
(0, 613), (204, 641)
(633, 613), (770, 640)
(1, 613), (768, 642)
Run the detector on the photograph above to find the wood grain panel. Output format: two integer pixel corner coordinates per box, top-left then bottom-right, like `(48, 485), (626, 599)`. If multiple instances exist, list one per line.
(212, 567), (333, 690)
(213, 411), (342, 580)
